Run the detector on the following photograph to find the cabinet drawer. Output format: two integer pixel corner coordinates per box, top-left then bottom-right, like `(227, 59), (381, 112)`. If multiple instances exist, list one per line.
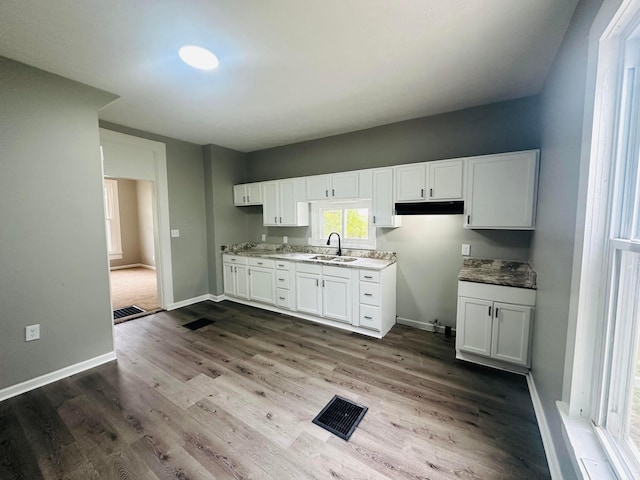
(223, 255), (248, 265)
(275, 270), (291, 289)
(296, 262), (322, 275)
(359, 305), (381, 331)
(359, 270), (380, 283)
(360, 282), (380, 306)
(275, 260), (292, 270)
(276, 288), (292, 309)
(248, 257), (275, 268)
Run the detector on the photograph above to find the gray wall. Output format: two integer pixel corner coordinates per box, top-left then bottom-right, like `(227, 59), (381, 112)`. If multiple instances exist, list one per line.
(204, 144), (250, 296)
(530, 0), (605, 477)
(99, 121), (209, 302)
(245, 97), (540, 327)
(109, 178), (141, 268)
(136, 180), (155, 267)
(0, 57), (117, 390)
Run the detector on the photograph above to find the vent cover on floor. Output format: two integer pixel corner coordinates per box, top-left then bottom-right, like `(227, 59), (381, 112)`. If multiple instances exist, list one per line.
(183, 318), (215, 331)
(113, 305), (145, 319)
(312, 395), (368, 441)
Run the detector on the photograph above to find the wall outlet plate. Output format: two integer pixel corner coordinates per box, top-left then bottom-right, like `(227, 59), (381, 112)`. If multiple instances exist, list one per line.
(25, 324), (40, 342)
(283, 236), (288, 244)
(461, 244), (471, 256)
(261, 234), (266, 241)
(171, 229), (180, 238)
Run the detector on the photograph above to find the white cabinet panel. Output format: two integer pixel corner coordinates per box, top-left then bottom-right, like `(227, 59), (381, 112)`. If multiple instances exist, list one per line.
(248, 267), (275, 305)
(296, 273), (322, 316)
(223, 263), (235, 296)
(233, 182), (263, 206)
(466, 151), (538, 229)
(491, 302), (532, 366)
(262, 181), (279, 226)
(372, 168), (400, 228)
(331, 172), (359, 199)
(395, 163), (427, 202)
(235, 265), (248, 299)
(457, 297), (493, 357)
(359, 304), (381, 331)
(322, 276), (351, 323)
(428, 159), (464, 200)
(306, 175), (331, 200)
(263, 179), (309, 227)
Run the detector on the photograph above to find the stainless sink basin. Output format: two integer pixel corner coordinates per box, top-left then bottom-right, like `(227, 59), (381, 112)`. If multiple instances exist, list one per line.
(310, 255), (358, 263)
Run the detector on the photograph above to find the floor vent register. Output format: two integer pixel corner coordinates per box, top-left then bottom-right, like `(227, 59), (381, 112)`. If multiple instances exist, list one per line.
(312, 395), (368, 441)
(182, 317), (215, 331)
(113, 305), (146, 320)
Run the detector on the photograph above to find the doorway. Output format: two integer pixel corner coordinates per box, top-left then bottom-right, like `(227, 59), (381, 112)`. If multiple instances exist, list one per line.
(100, 129), (174, 323)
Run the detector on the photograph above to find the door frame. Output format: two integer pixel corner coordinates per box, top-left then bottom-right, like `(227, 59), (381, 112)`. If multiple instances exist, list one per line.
(99, 128), (174, 310)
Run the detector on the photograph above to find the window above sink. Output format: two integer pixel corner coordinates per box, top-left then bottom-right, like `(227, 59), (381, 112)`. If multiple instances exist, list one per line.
(310, 200), (376, 250)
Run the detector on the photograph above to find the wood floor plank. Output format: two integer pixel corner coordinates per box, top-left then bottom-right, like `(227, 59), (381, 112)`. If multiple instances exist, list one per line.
(0, 300), (551, 479)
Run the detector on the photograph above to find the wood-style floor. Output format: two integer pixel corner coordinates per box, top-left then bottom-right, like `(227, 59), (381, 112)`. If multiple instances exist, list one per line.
(0, 301), (551, 479)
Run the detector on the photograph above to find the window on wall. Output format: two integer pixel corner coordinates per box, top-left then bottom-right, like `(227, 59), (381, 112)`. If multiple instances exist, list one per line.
(310, 201), (375, 250)
(103, 178), (123, 260)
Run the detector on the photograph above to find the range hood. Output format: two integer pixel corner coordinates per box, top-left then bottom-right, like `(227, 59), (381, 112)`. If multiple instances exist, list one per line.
(395, 201), (465, 215)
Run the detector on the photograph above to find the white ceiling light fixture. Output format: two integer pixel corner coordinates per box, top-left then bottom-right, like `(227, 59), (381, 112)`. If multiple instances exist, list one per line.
(179, 45), (219, 70)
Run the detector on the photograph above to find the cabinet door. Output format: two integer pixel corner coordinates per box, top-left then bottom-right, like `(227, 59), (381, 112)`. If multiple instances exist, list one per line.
(466, 151), (538, 229)
(246, 182), (262, 205)
(235, 265), (249, 300)
(248, 267), (275, 305)
(223, 263), (236, 296)
(262, 181), (279, 226)
(296, 273), (322, 316)
(306, 175), (331, 201)
(233, 185), (247, 206)
(428, 159), (464, 200)
(395, 163), (427, 202)
(331, 172), (359, 199)
(491, 302), (532, 366)
(322, 276), (351, 323)
(279, 179), (296, 225)
(372, 168), (400, 228)
(456, 296), (493, 357)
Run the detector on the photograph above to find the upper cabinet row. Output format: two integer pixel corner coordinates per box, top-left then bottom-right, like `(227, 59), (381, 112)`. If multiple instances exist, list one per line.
(233, 150), (539, 230)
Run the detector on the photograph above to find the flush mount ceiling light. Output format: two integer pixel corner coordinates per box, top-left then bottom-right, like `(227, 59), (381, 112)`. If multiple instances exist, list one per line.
(179, 45), (219, 70)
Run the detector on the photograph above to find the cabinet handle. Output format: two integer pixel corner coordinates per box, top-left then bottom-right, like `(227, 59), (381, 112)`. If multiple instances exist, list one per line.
(278, 278), (285, 282)
(275, 216), (277, 223)
(279, 216), (282, 223)
(257, 262), (263, 265)
(488, 306), (491, 316)
(230, 258), (236, 262)
(279, 297), (286, 300)
(278, 264), (284, 268)
(364, 275), (373, 279)
(467, 215), (471, 225)
(373, 215), (376, 224)
(247, 196), (250, 202)
(364, 293), (373, 297)
(495, 308), (499, 318)
(325, 189), (328, 197)
(322, 280), (325, 287)
(316, 279), (319, 287)
(332, 189), (335, 196)
(248, 269), (251, 276)
(421, 188), (424, 198)
(364, 315), (373, 320)
(243, 195), (246, 202)
(429, 188), (433, 198)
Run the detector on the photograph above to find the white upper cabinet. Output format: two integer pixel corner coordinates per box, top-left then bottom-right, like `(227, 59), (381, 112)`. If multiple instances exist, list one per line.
(372, 168), (401, 228)
(395, 163), (427, 202)
(465, 151), (539, 229)
(306, 172), (359, 200)
(233, 182), (262, 206)
(262, 178), (309, 227)
(428, 159), (464, 201)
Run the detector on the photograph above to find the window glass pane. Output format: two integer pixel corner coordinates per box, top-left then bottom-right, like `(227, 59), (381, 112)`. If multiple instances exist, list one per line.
(323, 209), (342, 238)
(345, 208), (369, 239)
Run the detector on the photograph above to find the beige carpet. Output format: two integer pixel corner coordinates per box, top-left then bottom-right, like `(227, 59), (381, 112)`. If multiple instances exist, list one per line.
(110, 267), (159, 312)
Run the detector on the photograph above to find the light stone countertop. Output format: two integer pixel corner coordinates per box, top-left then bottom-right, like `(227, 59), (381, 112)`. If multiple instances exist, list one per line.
(221, 243), (396, 271)
(458, 257), (537, 289)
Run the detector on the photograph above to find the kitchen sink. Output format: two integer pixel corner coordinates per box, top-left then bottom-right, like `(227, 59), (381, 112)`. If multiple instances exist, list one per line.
(311, 255), (358, 263)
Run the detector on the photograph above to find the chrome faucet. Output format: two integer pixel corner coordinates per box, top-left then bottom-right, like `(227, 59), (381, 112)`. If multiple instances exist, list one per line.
(326, 231), (342, 256)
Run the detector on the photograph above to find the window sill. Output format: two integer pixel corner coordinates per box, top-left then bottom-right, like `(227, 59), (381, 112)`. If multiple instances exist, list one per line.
(557, 401), (617, 479)
(109, 252), (123, 260)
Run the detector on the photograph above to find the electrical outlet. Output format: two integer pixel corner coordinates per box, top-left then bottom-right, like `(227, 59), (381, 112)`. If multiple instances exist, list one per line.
(171, 229), (180, 238)
(283, 236), (288, 244)
(261, 234), (266, 241)
(461, 244), (471, 256)
(25, 324), (40, 342)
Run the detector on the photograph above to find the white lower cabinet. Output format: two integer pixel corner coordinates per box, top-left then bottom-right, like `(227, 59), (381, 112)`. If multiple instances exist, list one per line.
(295, 264), (351, 323)
(224, 255), (275, 305)
(456, 281), (535, 374)
(223, 256), (249, 300)
(296, 269), (322, 316)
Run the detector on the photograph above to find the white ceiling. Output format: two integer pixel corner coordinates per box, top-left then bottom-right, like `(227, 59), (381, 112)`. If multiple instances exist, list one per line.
(0, 0), (578, 152)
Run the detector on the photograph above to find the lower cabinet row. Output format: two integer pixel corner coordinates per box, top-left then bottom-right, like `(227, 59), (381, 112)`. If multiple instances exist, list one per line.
(222, 254), (397, 337)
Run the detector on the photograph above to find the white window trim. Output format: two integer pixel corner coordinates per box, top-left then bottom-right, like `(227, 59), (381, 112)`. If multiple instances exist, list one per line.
(561, 1), (640, 479)
(104, 178), (123, 260)
(310, 200), (376, 250)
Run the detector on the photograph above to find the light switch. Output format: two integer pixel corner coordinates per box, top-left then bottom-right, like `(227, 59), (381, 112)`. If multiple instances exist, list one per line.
(461, 244), (471, 256)
(283, 236), (288, 244)
(261, 234), (266, 241)
(171, 229), (180, 238)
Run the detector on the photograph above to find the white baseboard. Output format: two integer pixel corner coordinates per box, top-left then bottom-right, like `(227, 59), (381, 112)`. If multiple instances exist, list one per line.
(396, 316), (455, 335)
(527, 373), (562, 479)
(208, 294), (227, 302)
(0, 351), (117, 402)
(166, 294), (212, 311)
(110, 263), (155, 271)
